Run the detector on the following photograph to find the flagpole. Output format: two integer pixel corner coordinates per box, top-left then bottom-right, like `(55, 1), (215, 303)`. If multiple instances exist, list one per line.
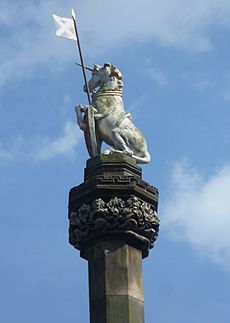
(71, 9), (91, 105)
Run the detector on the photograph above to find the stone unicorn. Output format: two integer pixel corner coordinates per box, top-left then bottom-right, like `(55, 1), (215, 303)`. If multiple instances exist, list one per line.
(75, 63), (151, 164)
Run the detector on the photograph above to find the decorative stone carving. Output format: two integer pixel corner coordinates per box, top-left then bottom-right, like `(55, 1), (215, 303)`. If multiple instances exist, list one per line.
(69, 196), (160, 256)
(68, 154), (159, 258)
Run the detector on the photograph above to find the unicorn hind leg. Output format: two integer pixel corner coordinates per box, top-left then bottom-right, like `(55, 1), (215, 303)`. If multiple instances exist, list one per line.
(111, 128), (133, 155)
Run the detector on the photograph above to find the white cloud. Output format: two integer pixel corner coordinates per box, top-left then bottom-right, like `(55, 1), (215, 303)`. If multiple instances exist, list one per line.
(0, 121), (81, 163)
(223, 90), (230, 102)
(128, 94), (148, 118)
(0, 1), (74, 90)
(0, 142), (14, 161)
(162, 159), (230, 271)
(34, 121), (81, 161)
(1, 0), (230, 89)
(180, 72), (211, 92)
(147, 68), (168, 87)
(191, 79), (211, 92)
(0, 136), (26, 162)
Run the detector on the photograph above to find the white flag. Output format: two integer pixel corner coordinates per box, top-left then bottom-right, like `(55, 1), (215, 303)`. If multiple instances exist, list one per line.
(52, 14), (77, 41)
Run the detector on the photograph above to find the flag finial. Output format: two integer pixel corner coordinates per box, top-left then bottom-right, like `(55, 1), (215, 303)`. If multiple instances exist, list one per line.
(72, 8), (76, 20)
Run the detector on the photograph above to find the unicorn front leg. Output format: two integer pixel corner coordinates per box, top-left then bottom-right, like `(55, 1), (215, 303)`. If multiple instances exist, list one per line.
(75, 105), (88, 131)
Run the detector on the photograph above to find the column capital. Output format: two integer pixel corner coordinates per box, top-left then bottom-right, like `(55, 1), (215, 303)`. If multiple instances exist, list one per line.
(68, 153), (160, 259)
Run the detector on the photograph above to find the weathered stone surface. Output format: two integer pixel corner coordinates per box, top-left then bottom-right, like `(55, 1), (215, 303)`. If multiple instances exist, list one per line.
(76, 63), (151, 164)
(88, 241), (144, 323)
(69, 196), (159, 259)
(68, 154), (160, 323)
(68, 154), (159, 259)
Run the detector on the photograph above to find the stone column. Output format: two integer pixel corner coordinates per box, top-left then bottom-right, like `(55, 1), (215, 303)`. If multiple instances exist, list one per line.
(68, 154), (159, 323)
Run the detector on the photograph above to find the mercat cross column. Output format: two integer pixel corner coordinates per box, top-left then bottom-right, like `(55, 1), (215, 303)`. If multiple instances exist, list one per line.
(68, 154), (160, 323)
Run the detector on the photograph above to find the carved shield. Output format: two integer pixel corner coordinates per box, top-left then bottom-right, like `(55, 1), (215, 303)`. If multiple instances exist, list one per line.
(84, 107), (99, 157)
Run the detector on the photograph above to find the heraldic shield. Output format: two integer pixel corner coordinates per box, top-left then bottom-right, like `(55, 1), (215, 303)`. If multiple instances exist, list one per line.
(84, 107), (100, 157)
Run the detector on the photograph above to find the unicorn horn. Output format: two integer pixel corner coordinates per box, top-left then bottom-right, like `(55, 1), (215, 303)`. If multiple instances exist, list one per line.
(75, 62), (94, 72)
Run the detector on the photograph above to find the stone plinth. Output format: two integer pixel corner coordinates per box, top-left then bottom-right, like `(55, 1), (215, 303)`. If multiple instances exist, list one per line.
(68, 153), (160, 323)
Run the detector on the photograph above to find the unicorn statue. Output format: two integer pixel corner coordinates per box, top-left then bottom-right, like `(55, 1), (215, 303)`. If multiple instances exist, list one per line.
(75, 62), (151, 164)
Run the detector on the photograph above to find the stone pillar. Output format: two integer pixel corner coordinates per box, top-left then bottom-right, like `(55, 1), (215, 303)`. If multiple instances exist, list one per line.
(87, 241), (144, 323)
(68, 154), (159, 323)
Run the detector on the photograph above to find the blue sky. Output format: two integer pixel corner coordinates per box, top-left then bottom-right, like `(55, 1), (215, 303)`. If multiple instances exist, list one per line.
(1, 0), (230, 322)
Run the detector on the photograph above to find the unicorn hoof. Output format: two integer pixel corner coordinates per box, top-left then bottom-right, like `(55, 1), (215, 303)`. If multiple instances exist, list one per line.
(103, 149), (112, 155)
(124, 149), (133, 157)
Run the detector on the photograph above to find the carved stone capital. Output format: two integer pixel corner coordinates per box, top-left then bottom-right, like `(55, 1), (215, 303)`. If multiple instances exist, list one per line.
(68, 154), (160, 259)
(69, 196), (159, 258)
